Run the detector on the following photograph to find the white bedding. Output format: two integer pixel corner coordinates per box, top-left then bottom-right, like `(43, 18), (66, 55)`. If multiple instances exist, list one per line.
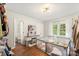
(51, 47), (62, 56)
(37, 36), (70, 56)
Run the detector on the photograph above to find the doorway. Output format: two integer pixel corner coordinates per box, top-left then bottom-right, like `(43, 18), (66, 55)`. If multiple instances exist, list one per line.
(14, 19), (24, 47)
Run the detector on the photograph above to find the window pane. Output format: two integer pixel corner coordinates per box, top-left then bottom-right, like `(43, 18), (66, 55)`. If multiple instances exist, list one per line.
(60, 24), (66, 35)
(53, 24), (57, 35)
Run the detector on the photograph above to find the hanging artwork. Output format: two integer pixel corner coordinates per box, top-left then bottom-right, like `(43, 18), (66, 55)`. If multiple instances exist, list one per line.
(27, 25), (36, 37)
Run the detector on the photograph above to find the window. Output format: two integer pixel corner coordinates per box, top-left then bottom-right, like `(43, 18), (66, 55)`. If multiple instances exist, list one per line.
(60, 24), (66, 35)
(53, 24), (57, 35)
(52, 23), (66, 36)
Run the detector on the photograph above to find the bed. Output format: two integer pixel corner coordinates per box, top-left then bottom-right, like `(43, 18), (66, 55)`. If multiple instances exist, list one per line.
(36, 36), (71, 56)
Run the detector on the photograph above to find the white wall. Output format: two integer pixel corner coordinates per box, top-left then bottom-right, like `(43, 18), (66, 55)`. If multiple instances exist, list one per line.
(12, 11), (44, 37)
(6, 9), (44, 48)
(44, 16), (73, 38)
(44, 12), (79, 38)
(43, 21), (52, 36)
(6, 10), (14, 48)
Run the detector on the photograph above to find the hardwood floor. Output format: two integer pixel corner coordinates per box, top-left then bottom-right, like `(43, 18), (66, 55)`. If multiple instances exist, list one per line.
(12, 44), (48, 56)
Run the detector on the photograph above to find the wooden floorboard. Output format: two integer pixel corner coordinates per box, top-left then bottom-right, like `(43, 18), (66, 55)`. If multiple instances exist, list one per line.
(12, 44), (48, 56)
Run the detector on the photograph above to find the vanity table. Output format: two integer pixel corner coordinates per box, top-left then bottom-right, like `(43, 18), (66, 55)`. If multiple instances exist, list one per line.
(24, 36), (38, 47)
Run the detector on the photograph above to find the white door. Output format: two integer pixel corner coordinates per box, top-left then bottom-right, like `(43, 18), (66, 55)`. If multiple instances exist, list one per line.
(20, 22), (24, 44)
(14, 19), (17, 47)
(14, 20), (24, 47)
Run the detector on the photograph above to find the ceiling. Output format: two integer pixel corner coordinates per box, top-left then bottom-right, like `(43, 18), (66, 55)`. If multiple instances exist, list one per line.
(6, 3), (79, 21)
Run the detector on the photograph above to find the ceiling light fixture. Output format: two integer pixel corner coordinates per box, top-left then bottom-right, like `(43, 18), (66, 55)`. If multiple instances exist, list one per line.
(41, 4), (51, 13)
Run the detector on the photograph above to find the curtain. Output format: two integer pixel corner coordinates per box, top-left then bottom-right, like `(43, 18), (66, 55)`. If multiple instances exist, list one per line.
(75, 20), (79, 49)
(72, 19), (79, 50)
(0, 16), (3, 38)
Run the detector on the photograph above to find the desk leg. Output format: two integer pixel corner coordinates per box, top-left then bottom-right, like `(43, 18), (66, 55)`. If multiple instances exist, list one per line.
(26, 41), (29, 46)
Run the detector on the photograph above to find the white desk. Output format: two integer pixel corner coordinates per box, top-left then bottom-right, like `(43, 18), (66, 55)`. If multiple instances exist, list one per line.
(24, 36), (37, 47)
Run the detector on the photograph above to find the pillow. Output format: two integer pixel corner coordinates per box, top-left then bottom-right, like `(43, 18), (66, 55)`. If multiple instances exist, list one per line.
(47, 44), (53, 53)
